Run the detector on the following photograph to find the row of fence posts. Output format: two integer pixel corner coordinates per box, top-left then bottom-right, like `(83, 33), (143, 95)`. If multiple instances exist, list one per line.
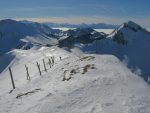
(8, 56), (59, 91)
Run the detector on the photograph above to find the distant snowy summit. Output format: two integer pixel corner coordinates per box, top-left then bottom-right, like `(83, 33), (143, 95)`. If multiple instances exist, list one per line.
(108, 21), (150, 45)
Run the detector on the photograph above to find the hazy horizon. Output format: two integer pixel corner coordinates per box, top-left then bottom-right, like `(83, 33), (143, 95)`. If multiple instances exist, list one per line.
(0, 0), (150, 28)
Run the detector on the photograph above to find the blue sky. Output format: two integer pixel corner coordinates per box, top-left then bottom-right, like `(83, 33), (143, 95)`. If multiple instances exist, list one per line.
(0, 0), (150, 27)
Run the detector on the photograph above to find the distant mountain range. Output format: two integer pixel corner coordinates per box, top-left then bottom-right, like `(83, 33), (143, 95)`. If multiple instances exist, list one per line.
(20, 20), (118, 29)
(43, 22), (119, 29)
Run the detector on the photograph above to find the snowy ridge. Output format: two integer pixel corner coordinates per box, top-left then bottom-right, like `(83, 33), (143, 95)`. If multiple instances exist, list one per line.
(108, 21), (149, 40)
(0, 47), (150, 113)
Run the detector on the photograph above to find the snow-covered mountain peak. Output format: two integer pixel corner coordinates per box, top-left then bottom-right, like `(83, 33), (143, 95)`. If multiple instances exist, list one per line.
(0, 19), (61, 54)
(122, 21), (142, 31)
(107, 21), (150, 45)
(119, 21), (150, 36)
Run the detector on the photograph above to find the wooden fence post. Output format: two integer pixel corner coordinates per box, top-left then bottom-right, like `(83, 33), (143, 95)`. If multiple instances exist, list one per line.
(53, 56), (55, 64)
(50, 57), (52, 65)
(51, 56), (54, 65)
(36, 62), (41, 76)
(25, 64), (31, 80)
(48, 58), (52, 68)
(9, 67), (15, 89)
(43, 59), (47, 72)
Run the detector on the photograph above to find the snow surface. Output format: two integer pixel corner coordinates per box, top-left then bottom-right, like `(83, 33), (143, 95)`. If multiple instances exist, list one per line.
(1, 47), (150, 113)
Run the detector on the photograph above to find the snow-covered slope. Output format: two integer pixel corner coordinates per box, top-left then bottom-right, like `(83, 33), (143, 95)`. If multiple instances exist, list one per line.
(0, 19), (60, 54)
(81, 21), (150, 82)
(0, 47), (150, 113)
